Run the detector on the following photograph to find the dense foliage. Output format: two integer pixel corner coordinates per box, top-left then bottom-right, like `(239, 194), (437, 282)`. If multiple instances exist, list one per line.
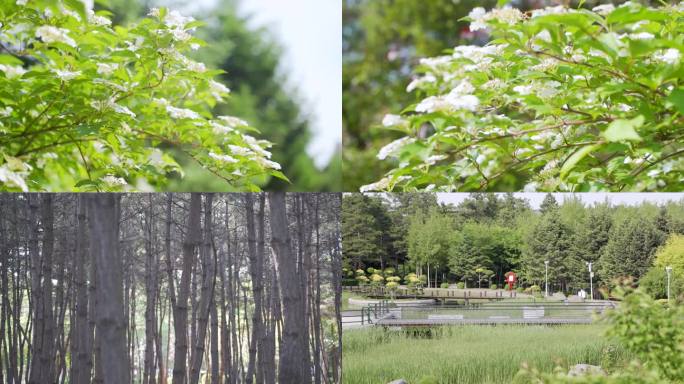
(0, 1), (285, 191)
(364, 2), (684, 192)
(342, 193), (684, 294)
(515, 288), (684, 383)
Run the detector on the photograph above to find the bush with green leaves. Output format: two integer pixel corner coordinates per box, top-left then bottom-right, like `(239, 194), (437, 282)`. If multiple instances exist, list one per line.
(0, 1), (284, 191)
(363, 2), (684, 192)
(514, 287), (684, 384)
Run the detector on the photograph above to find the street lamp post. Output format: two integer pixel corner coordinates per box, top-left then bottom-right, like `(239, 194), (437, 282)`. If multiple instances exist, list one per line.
(544, 260), (549, 298)
(666, 266), (673, 303)
(587, 262), (593, 301)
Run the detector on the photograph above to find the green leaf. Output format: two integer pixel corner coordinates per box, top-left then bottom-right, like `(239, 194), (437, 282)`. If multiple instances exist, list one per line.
(602, 116), (644, 142)
(560, 144), (599, 179)
(270, 170), (291, 183)
(497, 0), (510, 7)
(667, 88), (684, 115)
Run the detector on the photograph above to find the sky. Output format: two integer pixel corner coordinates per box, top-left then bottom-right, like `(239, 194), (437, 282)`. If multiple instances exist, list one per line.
(186, 0), (341, 168)
(437, 193), (684, 209)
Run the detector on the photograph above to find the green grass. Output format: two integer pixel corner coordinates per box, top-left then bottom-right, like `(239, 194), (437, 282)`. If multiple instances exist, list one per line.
(343, 325), (628, 384)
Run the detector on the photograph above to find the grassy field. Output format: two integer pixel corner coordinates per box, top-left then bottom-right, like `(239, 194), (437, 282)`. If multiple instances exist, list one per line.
(343, 325), (628, 384)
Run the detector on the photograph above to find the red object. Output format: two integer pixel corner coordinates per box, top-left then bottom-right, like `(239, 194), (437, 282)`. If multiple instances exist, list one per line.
(505, 272), (517, 291)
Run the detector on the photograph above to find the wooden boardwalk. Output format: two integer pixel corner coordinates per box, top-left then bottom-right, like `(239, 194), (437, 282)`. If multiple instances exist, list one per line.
(375, 317), (594, 327)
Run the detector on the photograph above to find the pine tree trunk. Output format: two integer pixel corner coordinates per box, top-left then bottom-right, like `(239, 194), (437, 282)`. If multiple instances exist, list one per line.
(172, 193), (202, 384)
(189, 194), (216, 384)
(87, 194), (130, 384)
(269, 192), (312, 384)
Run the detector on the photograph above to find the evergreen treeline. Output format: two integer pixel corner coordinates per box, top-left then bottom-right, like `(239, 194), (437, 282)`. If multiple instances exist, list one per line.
(342, 193), (684, 293)
(0, 193), (341, 384)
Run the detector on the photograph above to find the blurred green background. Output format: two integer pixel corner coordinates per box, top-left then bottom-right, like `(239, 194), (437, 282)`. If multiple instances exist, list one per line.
(100, 0), (341, 191)
(342, 0), (653, 191)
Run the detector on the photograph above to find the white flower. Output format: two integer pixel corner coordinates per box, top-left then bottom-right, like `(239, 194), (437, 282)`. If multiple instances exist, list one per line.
(190, 43), (200, 51)
(382, 114), (404, 127)
(126, 37), (144, 52)
(360, 177), (392, 192)
(617, 103), (632, 112)
(228, 145), (253, 157)
(513, 85), (533, 95)
(523, 182), (539, 192)
(166, 106), (200, 120)
(468, 7), (522, 31)
(184, 60), (206, 73)
(112, 104), (136, 118)
(169, 29), (191, 41)
(653, 49), (681, 66)
(0, 64), (22, 79)
(483, 78), (505, 90)
(592, 4), (615, 16)
(148, 8), (160, 17)
(153, 98), (169, 106)
(468, 7), (487, 31)
(16, 0), (27, 5)
(96, 63), (118, 76)
(629, 32), (654, 41)
(0, 166), (28, 191)
(531, 6), (568, 18)
(164, 10), (195, 29)
(451, 79), (475, 95)
(209, 80), (231, 101)
(531, 58), (557, 71)
(425, 155), (447, 165)
(208, 152), (238, 163)
(255, 157), (281, 170)
(445, 94), (479, 111)
(102, 175), (127, 187)
(53, 69), (81, 81)
(35, 26), (76, 47)
(243, 135), (272, 158)
(535, 30), (552, 43)
(377, 137), (415, 160)
(88, 10), (112, 26)
(406, 74), (436, 92)
(218, 115), (248, 128)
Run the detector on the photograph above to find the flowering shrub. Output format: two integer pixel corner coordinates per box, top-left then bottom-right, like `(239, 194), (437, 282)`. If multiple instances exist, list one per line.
(365, 2), (684, 192)
(0, 1), (284, 191)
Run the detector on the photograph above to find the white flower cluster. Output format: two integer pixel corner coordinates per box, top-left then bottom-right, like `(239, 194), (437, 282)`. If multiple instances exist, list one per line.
(416, 80), (479, 113)
(35, 26), (76, 47)
(208, 152), (238, 163)
(96, 63), (118, 76)
(0, 160), (31, 192)
(102, 175), (127, 187)
(209, 80), (231, 101)
(149, 8), (197, 42)
(360, 177), (392, 193)
(382, 114), (405, 127)
(0, 64), (26, 79)
(653, 48), (681, 66)
(377, 137), (415, 160)
(166, 105), (200, 120)
(468, 7), (523, 31)
(53, 69), (81, 81)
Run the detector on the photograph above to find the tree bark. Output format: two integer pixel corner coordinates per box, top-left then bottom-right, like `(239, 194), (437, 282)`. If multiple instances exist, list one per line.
(71, 195), (92, 384)
(172, 193), (202, 384)
(87, 194), (130, 384)
(189, 194), (216, 384)
(268, 192), (312, 384)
